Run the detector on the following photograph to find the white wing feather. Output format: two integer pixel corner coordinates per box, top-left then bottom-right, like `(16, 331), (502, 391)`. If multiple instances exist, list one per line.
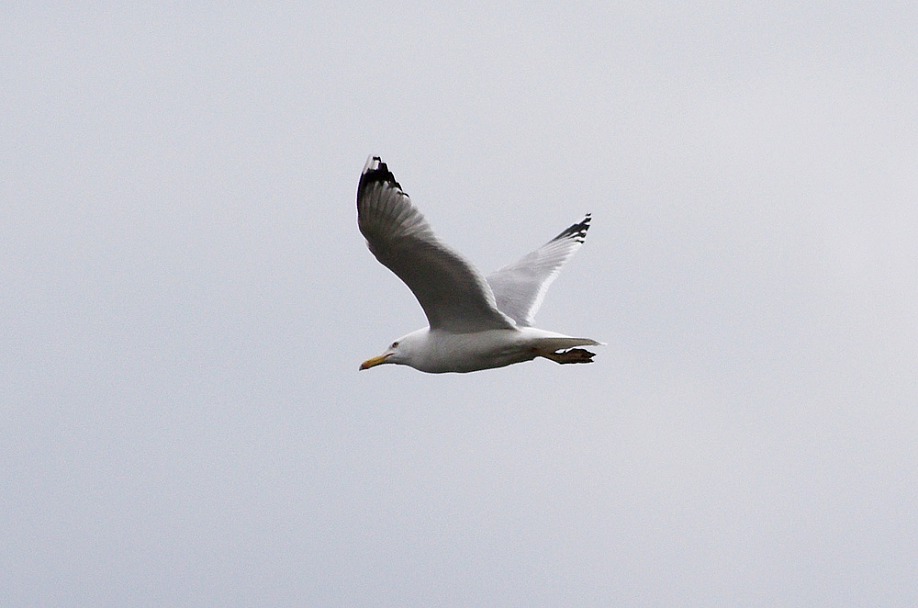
(357, 157), (515, 333)
(486, 215), (591, 327)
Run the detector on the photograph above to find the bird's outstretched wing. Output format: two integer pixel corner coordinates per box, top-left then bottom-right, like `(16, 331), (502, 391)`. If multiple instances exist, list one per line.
(357, 156), (515, 332)
(486, 214), (591, 327)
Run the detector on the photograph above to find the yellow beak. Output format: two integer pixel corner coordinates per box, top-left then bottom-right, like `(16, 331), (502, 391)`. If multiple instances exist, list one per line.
(359, 353), (391, 370)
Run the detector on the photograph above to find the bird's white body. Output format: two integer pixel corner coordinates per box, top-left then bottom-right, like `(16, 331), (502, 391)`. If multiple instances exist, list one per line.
(384, 327), (600, 374)
(356, 156), (601, 374)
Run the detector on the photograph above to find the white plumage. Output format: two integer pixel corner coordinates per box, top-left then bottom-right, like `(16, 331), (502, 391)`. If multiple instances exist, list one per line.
(357, 156), (600, 373)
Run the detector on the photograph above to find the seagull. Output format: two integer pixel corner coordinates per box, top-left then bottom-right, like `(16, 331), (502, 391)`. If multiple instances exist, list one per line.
(357, 156), (601, 373)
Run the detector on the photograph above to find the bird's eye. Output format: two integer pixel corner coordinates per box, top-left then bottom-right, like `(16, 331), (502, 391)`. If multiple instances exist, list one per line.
(391, 341), (399, 348)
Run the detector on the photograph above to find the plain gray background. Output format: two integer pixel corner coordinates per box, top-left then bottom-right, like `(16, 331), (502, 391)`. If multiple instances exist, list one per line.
(3, 3), (916, 606)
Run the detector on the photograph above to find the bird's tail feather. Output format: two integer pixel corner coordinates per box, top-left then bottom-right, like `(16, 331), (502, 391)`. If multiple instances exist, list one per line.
(532, 336), (601, 351)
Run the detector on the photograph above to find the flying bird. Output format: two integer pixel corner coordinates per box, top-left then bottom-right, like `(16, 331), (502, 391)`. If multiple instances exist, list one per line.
(357, 156), (601, 373)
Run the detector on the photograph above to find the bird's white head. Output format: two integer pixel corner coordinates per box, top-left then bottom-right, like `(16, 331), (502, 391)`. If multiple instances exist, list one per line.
(359, 330), (424, 371)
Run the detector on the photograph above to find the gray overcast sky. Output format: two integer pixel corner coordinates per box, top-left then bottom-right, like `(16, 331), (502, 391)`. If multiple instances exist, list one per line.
(2, 2), (917, 606)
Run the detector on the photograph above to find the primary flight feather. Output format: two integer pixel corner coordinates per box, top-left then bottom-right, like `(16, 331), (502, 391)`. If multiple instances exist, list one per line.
(357, 156), (600, 373)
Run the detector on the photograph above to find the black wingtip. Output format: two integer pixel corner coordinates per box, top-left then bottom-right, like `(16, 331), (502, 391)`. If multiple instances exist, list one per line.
(552, 213), (592, 243)
(556, 348), (596, 364)
(358, 156), (403, 197)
